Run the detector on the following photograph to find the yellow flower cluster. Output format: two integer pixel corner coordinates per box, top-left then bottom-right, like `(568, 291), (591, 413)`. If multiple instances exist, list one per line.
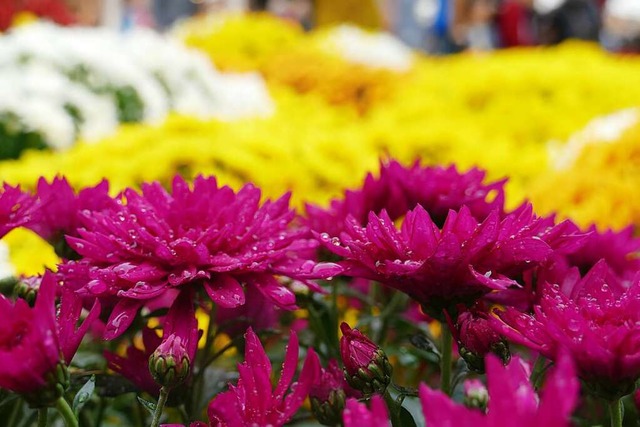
(363, 42), (640, 205)
(177, 13), (402, 113)
(529, 118), (640, 230)
(176, 13), (305, 72)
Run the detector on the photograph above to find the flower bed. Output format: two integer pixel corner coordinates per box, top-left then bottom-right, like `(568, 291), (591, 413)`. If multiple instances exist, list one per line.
(0, 14), (639, 427)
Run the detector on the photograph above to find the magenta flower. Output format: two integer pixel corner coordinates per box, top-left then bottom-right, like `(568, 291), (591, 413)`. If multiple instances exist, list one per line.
(306, 160), (506, 237)
(340, 323), (392, 396)
(207, 328), (320, 426)
(343, 396), (391, 427)
(0, 271), (98, 401)
(452, 305), (509, 372)
(149, 290), (199, 388)
(0, 182), (35, 238)
(0, 272), (59, 396)
(309, 359), (361, 425)
(541, 224), (640, 288)
(420, 352), (579, 427)
(310, 359), (361, 402)
(320, 203), (582, 319)
(493, 260), (640, 399)
(61, 175), (340, 339)
(27, 177), (115, 259)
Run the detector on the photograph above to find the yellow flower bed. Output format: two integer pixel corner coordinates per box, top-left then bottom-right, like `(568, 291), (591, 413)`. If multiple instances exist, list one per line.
(529, 119), (640, 230)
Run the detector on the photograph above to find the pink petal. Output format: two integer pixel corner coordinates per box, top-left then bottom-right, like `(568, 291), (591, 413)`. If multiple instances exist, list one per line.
(204, 275), (245, 308)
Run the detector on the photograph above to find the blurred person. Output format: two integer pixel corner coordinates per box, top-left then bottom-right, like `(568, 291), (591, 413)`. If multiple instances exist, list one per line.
(451, 0), (500, 50)
(203, 0), (248, 13)
(121, 0), (154, 30)
(496, 0), (536, 47)
(384, 0), (455, 53)
(152, 0), (200, 30)
(600, 0), (640, 52)
(533, 0), (600, 44)
(66, 0), (104, 25)
(268, 0), (313, 29)
(249, 0), (269, 9)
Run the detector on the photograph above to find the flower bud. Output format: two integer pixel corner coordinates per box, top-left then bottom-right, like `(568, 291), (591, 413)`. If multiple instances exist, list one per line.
(149, 334), (191, 389)
(310, 360), (360, 426)
(463, 379), (488, 411)
(340, 323), (392, 396)
(13, 276), (41, 306)
(457, 310), (510, 373)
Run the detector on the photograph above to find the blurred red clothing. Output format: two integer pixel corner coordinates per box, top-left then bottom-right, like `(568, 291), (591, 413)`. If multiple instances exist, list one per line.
(0, 0), (75, 31)
(497, 1), (536, 47)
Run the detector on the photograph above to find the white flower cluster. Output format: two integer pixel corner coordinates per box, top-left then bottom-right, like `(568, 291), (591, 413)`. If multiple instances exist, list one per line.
(0, 22), (273, 155)
(319, 25), (415, 72)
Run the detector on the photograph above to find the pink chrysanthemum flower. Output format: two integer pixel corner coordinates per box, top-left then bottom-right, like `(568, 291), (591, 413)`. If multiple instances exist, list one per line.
(493, 260), (640, 399)
(306, 160), (506, 237)
(343, 396), (391, 427)
(207, 328), (320, 426)
(27, 177), (115, 259)
(542, 224), (640, 287)
(0, 271), (99, 402)
(320, 203), (582, 319)
(420, 352), (579, 427)
(60, 175), (339, 339)
(0, 182), (35, 238)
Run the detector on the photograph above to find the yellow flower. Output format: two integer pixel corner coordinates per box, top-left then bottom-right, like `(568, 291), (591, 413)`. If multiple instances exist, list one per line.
(529, 116), (640, 229)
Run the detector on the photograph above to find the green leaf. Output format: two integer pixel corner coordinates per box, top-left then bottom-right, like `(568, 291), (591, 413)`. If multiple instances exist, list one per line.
(72, 375), (95, 414)
(410, 333), (441, 357)
(399, 406), (418, 427)
(137, 396), (157, 415)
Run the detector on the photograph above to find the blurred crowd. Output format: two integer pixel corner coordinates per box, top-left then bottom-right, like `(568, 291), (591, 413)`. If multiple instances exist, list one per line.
(1, 0), (639, 53)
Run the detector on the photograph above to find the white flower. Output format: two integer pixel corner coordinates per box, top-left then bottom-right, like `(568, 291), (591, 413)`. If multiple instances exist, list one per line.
(0, 241), (15, 280)
(0, 21), (276, 153)
(320, 25), (415, 72)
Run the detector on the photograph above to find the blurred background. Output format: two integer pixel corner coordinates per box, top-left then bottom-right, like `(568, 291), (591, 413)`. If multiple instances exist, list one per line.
(2, 0), (639, 53)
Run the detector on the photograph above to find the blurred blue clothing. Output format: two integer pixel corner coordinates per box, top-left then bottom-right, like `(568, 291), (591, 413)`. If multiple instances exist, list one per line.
(152, 0), (198, 30)
(395, 0), (453, 54)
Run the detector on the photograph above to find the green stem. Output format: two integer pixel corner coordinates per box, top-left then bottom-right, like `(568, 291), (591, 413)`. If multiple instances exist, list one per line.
(55, 397), (79, 427)
(440, 325), (453, 396)
(94, 397), (106, 427)
(37, 408), (47, 427)
(383, 390), (402, 427)
(7, 398), (22, 427)
(609, 398), (623, 427)
(179, 405), (190, 424)
(150, 386), (170, 427)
